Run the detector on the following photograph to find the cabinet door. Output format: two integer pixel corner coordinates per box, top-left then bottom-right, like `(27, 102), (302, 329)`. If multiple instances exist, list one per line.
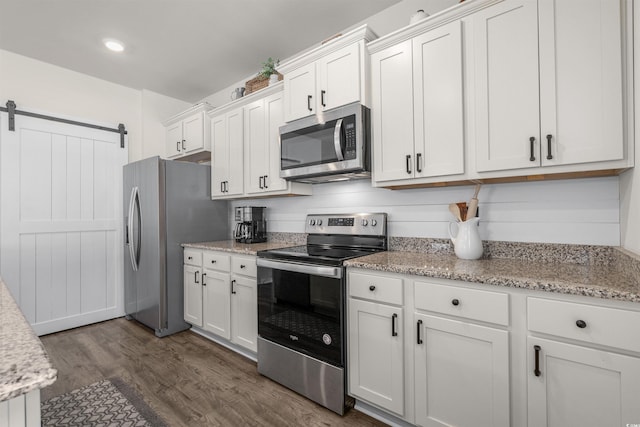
(244, 99), (267, 195)
(202, 269), (231, 339)
(415, 314), (510, 427)
(231, 275), (257, 352)
(284, 62), (316, 122)
(264, 92), (288, 192)
(528, 337), (640, 427)
(183, 265), (202, 327)
(413, 21), (464, 178)
(348, 298), (404, 416)
(538, 0), (624, 166)
(371, 40), (415, 182)
(211, 114), (227, 198)
(474, 0), (541, 172)
(166, 121), (183, 158)
(317, 43), (361, 112)
(182, 112), (204, 154)
(226, 109), (244, 196)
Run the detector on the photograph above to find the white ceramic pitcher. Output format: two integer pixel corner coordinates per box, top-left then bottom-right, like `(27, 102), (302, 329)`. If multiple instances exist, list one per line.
(448, 217), (483, 260)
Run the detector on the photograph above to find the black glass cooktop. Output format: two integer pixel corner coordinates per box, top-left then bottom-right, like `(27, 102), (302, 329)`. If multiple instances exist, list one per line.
(258, 245), (380, 266)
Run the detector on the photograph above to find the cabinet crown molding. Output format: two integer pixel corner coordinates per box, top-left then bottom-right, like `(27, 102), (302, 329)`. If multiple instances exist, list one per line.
(368, 0), (503, 54)
(162, 102), (213, 126)
(279, 24), (377, 73)
(207, 83), (284, 118)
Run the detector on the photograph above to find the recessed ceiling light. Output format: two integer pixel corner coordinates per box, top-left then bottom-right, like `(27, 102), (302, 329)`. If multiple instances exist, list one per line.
(104, 39), (125, 52)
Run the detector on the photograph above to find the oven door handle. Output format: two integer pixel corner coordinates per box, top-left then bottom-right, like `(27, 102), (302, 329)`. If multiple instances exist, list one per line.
(257, 258), (343, 279)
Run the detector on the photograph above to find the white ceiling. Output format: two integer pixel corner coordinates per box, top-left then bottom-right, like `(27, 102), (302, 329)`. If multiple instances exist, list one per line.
(0, 0), (400, 103)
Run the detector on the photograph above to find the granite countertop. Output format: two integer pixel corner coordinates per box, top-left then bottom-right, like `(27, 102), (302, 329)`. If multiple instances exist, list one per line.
(345, 250), (640, 303)
(0, 278), (57, 402)
(182, 240), (298, 255)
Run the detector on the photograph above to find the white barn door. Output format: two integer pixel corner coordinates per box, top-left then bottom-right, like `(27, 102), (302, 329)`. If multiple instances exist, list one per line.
(0, 112), (128, 335)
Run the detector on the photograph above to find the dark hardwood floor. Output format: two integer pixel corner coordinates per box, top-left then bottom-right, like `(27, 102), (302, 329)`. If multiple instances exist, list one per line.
(40, 318), (387, 427)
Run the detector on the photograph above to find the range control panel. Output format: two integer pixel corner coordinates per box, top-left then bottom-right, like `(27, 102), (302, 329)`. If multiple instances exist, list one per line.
(305, 213), (387, 236)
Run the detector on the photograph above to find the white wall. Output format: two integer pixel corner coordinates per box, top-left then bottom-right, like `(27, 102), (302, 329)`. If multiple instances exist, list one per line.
(140, 89), (190, 159)
(620, 4), (640, 255)
(232, 178), (620, 246)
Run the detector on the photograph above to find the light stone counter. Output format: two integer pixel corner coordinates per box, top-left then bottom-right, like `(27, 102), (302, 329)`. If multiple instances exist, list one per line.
(0, 278), (57, 402)
(182, 240), (298, 255)
(345, 248), (640, 303)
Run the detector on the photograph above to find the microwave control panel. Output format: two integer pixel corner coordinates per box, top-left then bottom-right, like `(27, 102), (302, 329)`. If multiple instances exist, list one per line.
(344, 119), (356, 160)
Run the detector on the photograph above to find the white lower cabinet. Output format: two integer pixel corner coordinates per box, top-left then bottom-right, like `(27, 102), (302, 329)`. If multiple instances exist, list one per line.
(414, 314), (509, 427)
(348, 268), (640, 427)
(349, 298), (405, 416)
(184, 249), (257, 353)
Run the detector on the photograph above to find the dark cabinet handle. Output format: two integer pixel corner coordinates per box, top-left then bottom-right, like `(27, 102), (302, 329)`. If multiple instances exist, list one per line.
(263, 175), (268, 189)
(176, 141), (181, 152)
(451, 298), (460, 306)
(259, 176), (264, 189)
(391, 313), (398, 337)
(202, 273), (207, 286)
(417, 319), (423, 344)
(231, 279), (236, 294)
(546, 134), (553, 160)
(211, 259), (216, 264)
(220, 181), (224, 193)
(240, 264), (246, 269)
(194, 270), (199, 284)
(416, 153), (422, 173)
(182, 139), (185, 151)
(529, 137), (536, 162)
(406, 155), (412, 174)
(369, 285), (376, 291)
(188, 256), (192, 260)
(534, 345), (541, 377)
(321, 90), (326, 107)
(576, 319), (587, 329)
(307, 95), (313, 111)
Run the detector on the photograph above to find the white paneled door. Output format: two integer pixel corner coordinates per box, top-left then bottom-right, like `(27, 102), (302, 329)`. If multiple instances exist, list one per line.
(0, 112), (128, 335)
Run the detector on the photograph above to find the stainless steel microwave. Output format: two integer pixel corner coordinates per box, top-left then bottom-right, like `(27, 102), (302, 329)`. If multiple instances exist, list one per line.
(279, 102), (370, 183)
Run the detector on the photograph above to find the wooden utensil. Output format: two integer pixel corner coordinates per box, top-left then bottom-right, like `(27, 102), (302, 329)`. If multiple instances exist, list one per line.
(456, 202), (468, 222)
(448, 203), (462, 222)
(467, 184), (481, 219)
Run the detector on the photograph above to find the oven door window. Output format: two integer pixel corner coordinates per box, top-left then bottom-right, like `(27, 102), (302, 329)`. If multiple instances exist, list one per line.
(281, 117), (350, 170)
(258, 265), (343, 367)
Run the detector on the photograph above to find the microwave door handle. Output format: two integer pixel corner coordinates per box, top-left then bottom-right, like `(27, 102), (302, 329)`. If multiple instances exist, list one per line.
(333, 118), (345, 161)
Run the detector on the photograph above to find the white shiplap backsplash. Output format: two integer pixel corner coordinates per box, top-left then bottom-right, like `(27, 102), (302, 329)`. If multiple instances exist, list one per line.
(230, 177), (620, 246)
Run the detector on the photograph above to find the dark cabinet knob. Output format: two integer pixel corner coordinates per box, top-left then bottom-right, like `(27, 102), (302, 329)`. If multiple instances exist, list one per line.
(188, 256), (192, 260)
(211, 260), (216, 264)
(452, 299), (460, 306)
(369, 285), (376, 291)
(576, 320), (587, 329)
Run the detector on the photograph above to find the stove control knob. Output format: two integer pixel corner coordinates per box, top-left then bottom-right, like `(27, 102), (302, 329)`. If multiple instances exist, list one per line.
(317, 219), (323, 226)
(371, 219), (378, 227)
(362, 219), (368, 226)
(309, 219), (316, 226)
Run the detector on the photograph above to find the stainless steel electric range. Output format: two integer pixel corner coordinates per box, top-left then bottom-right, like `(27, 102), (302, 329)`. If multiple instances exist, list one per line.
(256, 213), (388, 415)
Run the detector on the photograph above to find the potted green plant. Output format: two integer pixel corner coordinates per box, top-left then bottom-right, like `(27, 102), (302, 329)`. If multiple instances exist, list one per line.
(258, 57), (281, 85)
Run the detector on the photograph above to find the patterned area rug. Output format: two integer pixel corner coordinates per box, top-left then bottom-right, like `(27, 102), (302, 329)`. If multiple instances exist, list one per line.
(41, 378), (167, 426)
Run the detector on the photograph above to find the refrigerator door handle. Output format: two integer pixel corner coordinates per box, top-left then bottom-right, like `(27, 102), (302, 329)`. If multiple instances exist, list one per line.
(128, 186), (141, 271)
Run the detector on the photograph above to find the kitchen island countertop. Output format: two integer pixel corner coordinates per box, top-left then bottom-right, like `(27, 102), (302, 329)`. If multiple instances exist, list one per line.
(182, 240), (297, 255)
(345, 249), (640, 303)
(0, 278), (57, 402)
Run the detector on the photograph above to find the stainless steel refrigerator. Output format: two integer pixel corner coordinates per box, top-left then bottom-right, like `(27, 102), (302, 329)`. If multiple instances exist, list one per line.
(123, 156), (228, 337)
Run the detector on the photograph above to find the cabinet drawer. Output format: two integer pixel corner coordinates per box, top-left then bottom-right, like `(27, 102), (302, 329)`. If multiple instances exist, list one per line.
(232, 255), (257, 277)
(414, 281), (509, 326)
(202, 251), (230, 272)
(183, 249), (202, 266)
(349, 271), (403, 305)
(528, 297), (640, 353)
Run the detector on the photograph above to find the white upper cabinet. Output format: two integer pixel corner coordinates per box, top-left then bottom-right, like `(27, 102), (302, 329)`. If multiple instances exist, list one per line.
(163, 103), (212, 160)
(281, 25), (376, 122)
(244, 89), (312, 197)
(475, 0), (627, 173)
(211, 107), (244, 198)
(371, 20), (465, 185)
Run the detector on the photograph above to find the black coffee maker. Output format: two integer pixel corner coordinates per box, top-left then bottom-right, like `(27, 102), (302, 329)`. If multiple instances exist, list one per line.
(234, 206), (266, 243)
